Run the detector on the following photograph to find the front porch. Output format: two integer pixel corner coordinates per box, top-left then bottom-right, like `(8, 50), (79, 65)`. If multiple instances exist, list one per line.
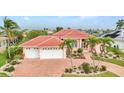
(73, 39), (87, 49)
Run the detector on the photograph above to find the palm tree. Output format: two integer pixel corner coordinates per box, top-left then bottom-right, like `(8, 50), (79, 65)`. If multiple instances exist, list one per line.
(0, 17), (19, 59)
(86, 36), (100, 54)
(85, 36), (100, 69)
(116, 19), (124, 30)
(60, 38), (76, 67)
(100, 37), (114, 56)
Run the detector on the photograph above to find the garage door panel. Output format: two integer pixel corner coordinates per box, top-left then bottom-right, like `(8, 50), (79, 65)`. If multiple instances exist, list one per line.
(25, 48), (39, 58)
(41, 49), (64, 59)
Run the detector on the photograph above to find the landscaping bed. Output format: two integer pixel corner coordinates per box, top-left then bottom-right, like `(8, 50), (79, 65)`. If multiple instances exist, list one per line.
(63, 62), (109, 77)
(62, 71), (119, 77)
(93, 55), (124, 67)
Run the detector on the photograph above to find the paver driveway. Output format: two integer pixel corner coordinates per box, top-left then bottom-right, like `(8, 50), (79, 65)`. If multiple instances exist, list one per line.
(13, 51), (124, 77)
(13, 59), (84, 77)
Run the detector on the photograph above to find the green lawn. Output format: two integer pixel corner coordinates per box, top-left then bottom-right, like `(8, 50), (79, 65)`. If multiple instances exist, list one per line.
(0, 51), (7, 67)
(62, 71), (119, 77)
(94, 55), (124, 67)
(0, 73), (8, 77)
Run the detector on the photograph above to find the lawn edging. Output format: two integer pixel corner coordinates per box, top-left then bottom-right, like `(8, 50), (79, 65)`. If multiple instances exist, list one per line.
(93, 55), (124, 67)
(62, 71), (119, 77)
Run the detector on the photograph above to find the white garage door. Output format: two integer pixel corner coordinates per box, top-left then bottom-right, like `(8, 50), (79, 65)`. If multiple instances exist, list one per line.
(25, 48), (39, 58)
(41, 48), (64, 59)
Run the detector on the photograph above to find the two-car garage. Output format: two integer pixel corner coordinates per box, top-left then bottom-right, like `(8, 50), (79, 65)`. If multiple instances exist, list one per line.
(24, 47), (65, 59)
(21, 36), (66, 59)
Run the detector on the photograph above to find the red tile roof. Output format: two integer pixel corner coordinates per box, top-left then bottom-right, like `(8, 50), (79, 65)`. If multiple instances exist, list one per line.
(20, 29), (89, 47)
(20, 36), (62, 47)
(53, 29), (89, 39)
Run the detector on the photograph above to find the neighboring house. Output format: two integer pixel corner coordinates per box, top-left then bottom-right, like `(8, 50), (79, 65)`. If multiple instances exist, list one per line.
(0, 36), (19, 53)
(47, 30), (53, 34)
(20, 29), (89, 59)
(113, 29), (124, 51)
(103, 29), (124, 51)
(0, 36), (8, 47)
(0, 36), (8, 53)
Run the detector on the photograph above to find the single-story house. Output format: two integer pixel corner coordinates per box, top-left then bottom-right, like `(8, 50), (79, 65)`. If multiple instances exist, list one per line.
(20, 29), (89, 59)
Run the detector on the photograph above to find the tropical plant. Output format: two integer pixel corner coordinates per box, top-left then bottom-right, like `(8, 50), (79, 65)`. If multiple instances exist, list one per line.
(106, 47), (122, 58)
(100, 37), (114, 56)
(60, 38), (76, 67)
(4, 65), (15, 72)
(0, 17), (19, 58)
(86, 36), (100, 53)
(77, 48), (83, 54)
(100, 65), (106, 71)
(8, 46), (23, 60)
(81, 63), (91, 74)
(116, 19), (124, 30)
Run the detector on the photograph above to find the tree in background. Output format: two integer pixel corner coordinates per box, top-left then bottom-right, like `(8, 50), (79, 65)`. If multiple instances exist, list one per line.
(116, 19), (124, 30)
(26, 30), (48, 40)
(55, 27), (63, 32)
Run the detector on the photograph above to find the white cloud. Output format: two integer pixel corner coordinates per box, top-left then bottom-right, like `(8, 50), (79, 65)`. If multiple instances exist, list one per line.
(23, 17), (30, 21)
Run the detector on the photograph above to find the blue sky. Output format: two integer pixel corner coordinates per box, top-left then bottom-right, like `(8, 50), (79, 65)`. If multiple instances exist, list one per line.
(0, 16), (124, 30)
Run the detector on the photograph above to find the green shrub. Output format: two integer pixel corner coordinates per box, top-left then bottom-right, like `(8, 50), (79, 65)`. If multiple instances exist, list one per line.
(14, 55), (22, 60)
(77, 48), (83, 54)
(11, 60), (17, 65)
(81, 63), (91, 74)
(100, 65), (106, 71)
(73, 66), (77, 70)
(78, 66), (82, 70)
(5, 66), (15, 72)
(68, 68), (73, 73)
(65, 68), (69, 73)
(9, 46), (23, 60)
(93, 66), (99, 73)
(73, 51), (77, 54)
(65, 68), (73, 73)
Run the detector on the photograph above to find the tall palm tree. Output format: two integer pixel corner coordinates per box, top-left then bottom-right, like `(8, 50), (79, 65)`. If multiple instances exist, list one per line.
(0, 17), (19, 59)
(85, 36), (100, 69)
(116, 19), (124, 30)
(100, 37), (114, 56)
(60, 38), (76, 67)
